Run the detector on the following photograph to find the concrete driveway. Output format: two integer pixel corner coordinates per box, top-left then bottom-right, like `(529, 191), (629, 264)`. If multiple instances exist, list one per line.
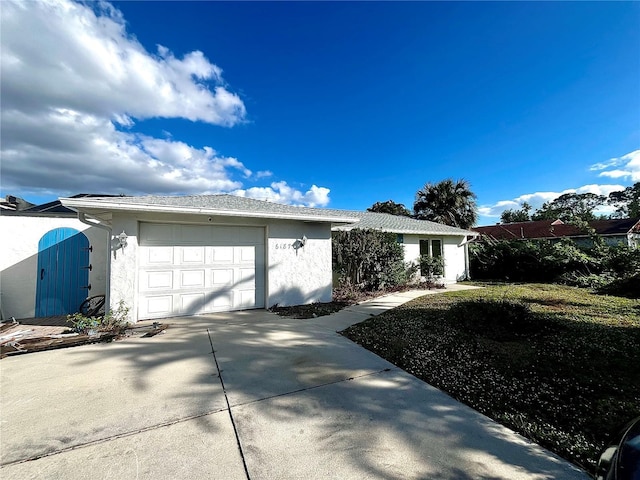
(1, 288), (588, 479)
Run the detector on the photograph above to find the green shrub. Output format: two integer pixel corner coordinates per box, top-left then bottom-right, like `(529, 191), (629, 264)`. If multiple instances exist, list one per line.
(558, 272), (614, 290)
(599, 244), (640, 278)
(419, 254), (444, 279)
(596, 272), (640, 298)
(67, 300), (130, 334)
(470, 236), (638, 298)
(67, 313), (101, 334)
(333, 229), (413, 291)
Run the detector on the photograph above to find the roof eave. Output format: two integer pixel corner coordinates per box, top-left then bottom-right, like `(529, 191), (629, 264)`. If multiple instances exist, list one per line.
(60, 198), (359, 225)
(333, 225), (477, 236)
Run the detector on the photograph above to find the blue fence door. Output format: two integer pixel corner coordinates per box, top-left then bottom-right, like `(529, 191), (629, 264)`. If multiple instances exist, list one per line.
(35, 228), (90, 317)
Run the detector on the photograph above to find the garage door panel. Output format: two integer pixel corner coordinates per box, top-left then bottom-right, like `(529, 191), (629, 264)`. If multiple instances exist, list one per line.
(144, 295), (173, 316)
(181, 292), (204, 314)
(212, 269), (233, 286)
(180, 270), (205, 288)
(138, 223), (265, 320)
(207, 292), (233, 309)
(211, 247), (234, 263)
(237, 246), (255, 263)
(237, 290), (256, 308)
(180, 247), (204, 264)
(145, 247), (173, 265)
(143, 271), (173, 290)
(239, 267), (255, 284)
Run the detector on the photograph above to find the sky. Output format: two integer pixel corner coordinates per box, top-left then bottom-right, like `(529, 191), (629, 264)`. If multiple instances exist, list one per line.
(1, 0), (638, 225)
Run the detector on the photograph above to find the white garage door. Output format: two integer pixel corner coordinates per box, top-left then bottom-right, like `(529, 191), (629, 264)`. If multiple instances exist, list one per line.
(138, 223), (265, 320)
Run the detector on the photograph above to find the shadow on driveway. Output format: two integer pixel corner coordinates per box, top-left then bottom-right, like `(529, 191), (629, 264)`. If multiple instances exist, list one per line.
(1, 304), (588, 479)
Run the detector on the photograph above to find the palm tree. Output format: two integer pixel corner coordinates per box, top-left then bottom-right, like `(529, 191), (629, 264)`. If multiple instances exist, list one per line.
(413, 178), (478, 229)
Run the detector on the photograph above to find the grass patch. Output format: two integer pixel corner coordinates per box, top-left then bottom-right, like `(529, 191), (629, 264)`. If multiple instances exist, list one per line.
(341, 283), (640, 473)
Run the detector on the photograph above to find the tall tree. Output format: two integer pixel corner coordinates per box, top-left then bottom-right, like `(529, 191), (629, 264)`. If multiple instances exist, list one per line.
(500, 202), (532, 223)
(367, 200), (412, 217)
(413, 178), (478, 229)
(608, 182), (640, 218)
(531, 193), (606, 222)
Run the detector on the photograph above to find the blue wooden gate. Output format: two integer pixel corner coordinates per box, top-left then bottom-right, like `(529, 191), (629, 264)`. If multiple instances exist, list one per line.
(35, 228), (90, 317)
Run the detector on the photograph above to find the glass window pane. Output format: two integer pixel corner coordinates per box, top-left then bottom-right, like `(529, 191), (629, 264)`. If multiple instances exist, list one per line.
(432, 239), (442, 258)
(419, 239), (429, 256)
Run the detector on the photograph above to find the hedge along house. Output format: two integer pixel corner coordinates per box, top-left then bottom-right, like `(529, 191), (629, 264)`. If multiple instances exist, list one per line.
(330, 211), (477, 283)
(60, 195), (358, 323)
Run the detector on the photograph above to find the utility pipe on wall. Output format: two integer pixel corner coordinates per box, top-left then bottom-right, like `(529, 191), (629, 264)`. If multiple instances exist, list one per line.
(78, 213), (112, 314)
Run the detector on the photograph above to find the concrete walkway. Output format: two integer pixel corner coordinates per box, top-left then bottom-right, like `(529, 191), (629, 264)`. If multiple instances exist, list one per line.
(1, 286), (588, 479)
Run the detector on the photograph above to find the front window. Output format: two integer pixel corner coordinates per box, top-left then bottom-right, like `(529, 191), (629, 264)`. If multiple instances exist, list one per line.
(432, 239), (442, 258)
(419, 238), (443, 276)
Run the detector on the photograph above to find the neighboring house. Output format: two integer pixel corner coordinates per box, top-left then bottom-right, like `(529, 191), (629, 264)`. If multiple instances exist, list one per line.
(330, 211), (476, 283)
(0, 195), (110, 320)
(2, 194), (476, 323)
(473, 218), (640, 248)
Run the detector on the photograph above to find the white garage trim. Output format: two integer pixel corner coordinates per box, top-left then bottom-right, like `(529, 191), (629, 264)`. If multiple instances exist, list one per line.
(137, 223), (265, 319)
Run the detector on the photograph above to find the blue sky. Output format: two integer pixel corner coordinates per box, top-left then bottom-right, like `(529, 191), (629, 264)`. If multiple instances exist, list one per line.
(1, 1), (638, 225)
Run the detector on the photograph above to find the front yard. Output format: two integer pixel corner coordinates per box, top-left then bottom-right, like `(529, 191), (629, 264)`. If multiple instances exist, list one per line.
(341, 283), (640, 473)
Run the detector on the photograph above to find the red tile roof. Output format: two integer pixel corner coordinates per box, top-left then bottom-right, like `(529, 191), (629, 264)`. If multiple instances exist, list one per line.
(473, 218), (640, 240)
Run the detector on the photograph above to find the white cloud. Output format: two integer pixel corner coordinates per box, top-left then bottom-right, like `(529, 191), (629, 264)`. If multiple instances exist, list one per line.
(599, 169), (632, 179)
(1, 108), (245, 195)
(478, 184), (626, 219)
(590, 150), (640, 182)
(233, 182), (331, 208)
(1, 0), (245, 125)
(0, 0), (331, 208)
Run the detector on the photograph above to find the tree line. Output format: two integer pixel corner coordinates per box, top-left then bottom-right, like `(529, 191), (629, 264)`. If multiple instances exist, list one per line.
(368, 178), (478, 229)
(500, 183), (640, 223)
(369, 180), (640, 228)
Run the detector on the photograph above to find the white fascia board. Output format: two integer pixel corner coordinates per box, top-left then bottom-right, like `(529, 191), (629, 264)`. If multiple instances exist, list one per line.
(333, 225), (476, 236)
(391, 229), (478, 236)
(60, 198), (359, 225)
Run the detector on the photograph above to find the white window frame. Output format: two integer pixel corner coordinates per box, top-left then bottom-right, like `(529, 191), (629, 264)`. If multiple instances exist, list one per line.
(419, 238), (444, 277)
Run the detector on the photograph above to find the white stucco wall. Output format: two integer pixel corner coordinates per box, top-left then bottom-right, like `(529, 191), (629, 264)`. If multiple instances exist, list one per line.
(109, 215), (140, 323)
(0, 214), (108, 319)
(108, 213), (333, 322)
(402, 234), (468, 284)
(266, 221), (332, 307)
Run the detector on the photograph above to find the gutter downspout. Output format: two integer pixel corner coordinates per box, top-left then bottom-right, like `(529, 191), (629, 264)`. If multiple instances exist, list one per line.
(458, 234), (478, 281)
(464, 242), (470, 280)
(78, 213), (112, 314)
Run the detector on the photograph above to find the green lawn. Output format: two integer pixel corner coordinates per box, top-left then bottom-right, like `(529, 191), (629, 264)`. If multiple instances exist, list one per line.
(341, 283), (640, 473)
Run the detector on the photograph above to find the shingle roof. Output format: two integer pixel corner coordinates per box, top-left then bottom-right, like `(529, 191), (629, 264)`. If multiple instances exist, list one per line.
(473, 218), (640, 240)
(62, 194), (356, 222)
(330, 211), (474, 235)
(60, 194), (475, 236)
(19, 194), (119, 214)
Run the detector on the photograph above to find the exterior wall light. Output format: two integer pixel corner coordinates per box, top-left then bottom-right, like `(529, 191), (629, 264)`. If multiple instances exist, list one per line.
(117, 230), (128, 248)
(293, 235), (308, 255)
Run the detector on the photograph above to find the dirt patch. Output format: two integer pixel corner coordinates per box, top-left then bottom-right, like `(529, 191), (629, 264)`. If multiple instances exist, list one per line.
(269, 301), (350, 319)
